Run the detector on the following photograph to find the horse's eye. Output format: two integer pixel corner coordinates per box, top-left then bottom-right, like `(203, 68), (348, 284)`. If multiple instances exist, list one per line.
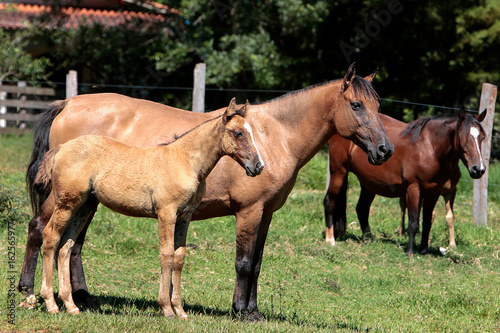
(234, 131), (243, 138)
(351, 102), (363, 111)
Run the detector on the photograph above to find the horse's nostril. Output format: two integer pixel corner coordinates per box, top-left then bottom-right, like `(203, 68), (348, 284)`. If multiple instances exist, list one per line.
(256, 161), (262, 170)
(379, 144), (387, 154)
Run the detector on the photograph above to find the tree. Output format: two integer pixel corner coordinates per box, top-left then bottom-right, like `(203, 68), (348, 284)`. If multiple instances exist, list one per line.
(0, 29), (51, 82)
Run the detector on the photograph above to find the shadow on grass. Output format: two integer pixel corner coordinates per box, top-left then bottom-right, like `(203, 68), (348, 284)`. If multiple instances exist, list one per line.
(332, 231), (449, 258)
(52, 291), (370, 330)
(74, 293), (229, 318)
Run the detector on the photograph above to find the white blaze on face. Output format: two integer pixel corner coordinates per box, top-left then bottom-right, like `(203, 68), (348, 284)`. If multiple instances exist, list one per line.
(244, 121), (265, 168)
(470, 126), (485, 170)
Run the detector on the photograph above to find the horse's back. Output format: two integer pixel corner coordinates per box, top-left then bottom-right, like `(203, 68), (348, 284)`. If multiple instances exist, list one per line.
(49, 93), (217, 149)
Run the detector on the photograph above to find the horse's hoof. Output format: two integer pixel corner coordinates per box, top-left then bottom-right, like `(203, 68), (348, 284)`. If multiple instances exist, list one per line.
(234, 309), (266, 322)
(247, 310), (266, 322)
(48, 307), (60, 314)
(67, 307), (80, 315)
(19, 294), (37, 309)
(325, 238), (336, 247)
(162, 309), (176, 319)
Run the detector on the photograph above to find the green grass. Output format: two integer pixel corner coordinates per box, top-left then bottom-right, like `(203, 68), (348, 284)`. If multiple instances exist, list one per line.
(1, 133), (500, 332)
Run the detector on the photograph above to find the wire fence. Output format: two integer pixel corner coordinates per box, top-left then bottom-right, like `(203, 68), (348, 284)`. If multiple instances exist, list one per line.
(2, 78), (499, 162)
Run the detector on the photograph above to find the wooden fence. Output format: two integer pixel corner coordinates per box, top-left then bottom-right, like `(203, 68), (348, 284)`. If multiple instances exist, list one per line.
(0, 70), (77, 134)
(0, 82), (55, 134)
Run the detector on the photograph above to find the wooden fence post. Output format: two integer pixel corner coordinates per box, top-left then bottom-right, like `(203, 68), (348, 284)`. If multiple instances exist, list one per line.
(0, 91), (5, 128)
(192, 63), (206, 113)
(473, 83), (497, 227)
(66, 70), (78, 98)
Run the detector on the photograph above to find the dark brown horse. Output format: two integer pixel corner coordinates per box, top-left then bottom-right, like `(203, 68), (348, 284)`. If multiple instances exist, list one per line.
(398, 167), (461, 252)
(19, 64), (394, 320)
(324, 111), (486, 255)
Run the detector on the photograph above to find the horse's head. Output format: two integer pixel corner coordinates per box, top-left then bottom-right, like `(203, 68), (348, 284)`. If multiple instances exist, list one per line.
(333, 64), (394, 165)
(222, 98), (265, 177)
(456, 109), (487, 179)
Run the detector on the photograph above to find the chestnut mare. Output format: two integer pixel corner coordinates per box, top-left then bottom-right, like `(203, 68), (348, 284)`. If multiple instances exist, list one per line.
(19, 65), (394, 320)
(35, 99), (263, 318)
(324, 111), (486, 255)
(398, 166), (461, 251)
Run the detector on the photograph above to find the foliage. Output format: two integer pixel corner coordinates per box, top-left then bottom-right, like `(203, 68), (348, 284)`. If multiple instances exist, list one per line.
(0, 29), (51, 82)
(3, 0), (500, 115)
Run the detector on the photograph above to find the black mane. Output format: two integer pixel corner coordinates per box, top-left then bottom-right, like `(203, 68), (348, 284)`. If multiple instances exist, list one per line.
(400, 113), (460, 143)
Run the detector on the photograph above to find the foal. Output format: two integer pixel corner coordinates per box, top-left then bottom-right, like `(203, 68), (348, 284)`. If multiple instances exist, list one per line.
(36, 98), (264, 318)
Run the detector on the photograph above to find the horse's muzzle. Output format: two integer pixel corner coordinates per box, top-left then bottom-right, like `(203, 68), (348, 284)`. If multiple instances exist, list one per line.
(368, 141), (394, 165)
(469, 165), (486, 179)
(245, 160), (264, 177)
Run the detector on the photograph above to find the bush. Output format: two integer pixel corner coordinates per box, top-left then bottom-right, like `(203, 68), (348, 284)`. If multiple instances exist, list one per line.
(0, 185), (30, 229)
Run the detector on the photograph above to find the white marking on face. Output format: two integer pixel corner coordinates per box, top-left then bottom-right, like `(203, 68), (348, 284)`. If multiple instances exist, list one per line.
(470, 126), (484, 170)
(244, 121), (265, 168)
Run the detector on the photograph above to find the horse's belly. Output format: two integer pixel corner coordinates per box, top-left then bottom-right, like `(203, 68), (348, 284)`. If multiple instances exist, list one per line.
(93, 188), (156, 218)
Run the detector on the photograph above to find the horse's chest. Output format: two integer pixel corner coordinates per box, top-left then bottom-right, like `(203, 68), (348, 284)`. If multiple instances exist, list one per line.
(175, 182), (205, 220)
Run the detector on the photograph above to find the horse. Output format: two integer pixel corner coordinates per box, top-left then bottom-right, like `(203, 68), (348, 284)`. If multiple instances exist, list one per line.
(323, 110), (486, 255)
(19, 64), (394, 320)
(35, 98), (264, 318)
(398, 166), (461, 252)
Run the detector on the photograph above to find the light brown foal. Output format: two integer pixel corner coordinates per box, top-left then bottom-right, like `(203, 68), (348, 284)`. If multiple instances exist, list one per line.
(36, 98), (264, 318)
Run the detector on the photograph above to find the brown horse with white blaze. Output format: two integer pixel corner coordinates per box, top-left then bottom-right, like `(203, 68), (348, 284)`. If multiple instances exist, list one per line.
(20, 64), (394, 320)
(324, 111), (487, 255)
(35, 99), (263, 318)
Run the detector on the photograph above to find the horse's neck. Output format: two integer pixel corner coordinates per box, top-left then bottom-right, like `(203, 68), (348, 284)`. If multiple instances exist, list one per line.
(258, 82), (339, 167)
(426, 120), (459, 162)
(168, 118), (225, 180)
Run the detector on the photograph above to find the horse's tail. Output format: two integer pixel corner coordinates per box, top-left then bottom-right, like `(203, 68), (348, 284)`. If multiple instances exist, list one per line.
(33, 145), (61, 202)
(26, 100), (68, 214)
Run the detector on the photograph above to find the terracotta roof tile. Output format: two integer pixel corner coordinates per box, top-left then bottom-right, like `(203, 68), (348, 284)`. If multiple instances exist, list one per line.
(0, 3), (177, 31)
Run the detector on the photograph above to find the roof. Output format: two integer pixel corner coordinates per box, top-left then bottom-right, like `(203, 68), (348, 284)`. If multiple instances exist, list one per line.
(0, 2), (180, 31)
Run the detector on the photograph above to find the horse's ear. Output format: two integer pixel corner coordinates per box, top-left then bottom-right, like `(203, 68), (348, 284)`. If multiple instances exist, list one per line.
(236, 99), (249, 118)
(476, 108), (487, 122)
(364, 68), (379, 84)
(341, 62), (356, 92)
(223, 97), (237, 123)
(458, 106), (467, 120)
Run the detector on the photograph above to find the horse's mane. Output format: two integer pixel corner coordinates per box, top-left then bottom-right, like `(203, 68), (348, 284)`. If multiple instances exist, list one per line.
(262, 75), (379, 105)
(401, 113), (460, 143)
(159, 114), (222, 146)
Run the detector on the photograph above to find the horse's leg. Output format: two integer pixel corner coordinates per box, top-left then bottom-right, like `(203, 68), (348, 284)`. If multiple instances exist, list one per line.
(356, 186), (376, 240)
(443, 189), (457, 249)
(231, 205), (269, 321)
(419, 194), (440, 255)
(246, 211), (273, 322)
(57, 228), (84, 315)
(18, 195), (54, 308)
(156, 207), (177, 318)
(40, 206), (76, 314)
(170, 217), (190, 320)
(399, 196), (406, 236)
(324, 174), (348, 245)
(70, 201), (100, 309)
(405, 185), (421, 256)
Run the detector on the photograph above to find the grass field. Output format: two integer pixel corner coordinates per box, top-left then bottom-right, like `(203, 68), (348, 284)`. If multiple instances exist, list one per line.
(1, 133), (499, 332)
